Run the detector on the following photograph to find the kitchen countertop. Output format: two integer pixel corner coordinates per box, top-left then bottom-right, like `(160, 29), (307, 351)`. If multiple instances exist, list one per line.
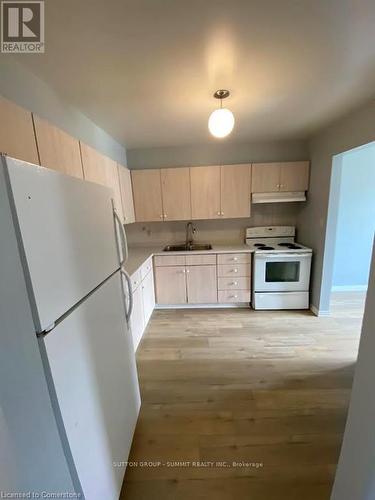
(124, 244), (253, 276)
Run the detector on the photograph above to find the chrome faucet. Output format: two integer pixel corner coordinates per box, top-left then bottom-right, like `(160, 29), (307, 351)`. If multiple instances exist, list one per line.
(185, 221), (196, 249)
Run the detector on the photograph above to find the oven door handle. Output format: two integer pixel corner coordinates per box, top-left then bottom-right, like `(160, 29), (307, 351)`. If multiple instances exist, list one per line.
(255, 252), (312, 259)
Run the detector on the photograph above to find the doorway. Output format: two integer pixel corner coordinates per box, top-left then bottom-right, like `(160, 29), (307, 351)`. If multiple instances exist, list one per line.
(323, 141), (375, 317)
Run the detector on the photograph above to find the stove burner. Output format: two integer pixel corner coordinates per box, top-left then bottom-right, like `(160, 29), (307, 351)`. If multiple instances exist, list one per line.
(259, 246), (274, 250)
(254, 243), (266, 247)
(277, 243), (302, 249)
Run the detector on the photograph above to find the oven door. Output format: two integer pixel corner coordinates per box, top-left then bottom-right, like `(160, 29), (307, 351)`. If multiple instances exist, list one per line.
(254, 252), (312, 292)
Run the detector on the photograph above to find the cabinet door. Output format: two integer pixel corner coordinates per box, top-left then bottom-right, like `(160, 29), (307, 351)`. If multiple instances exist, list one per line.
(0, 96), (39, 164)
(154, 266), (187, 304)
(221, 164), (251, 218)
(142, 270), (155, 327)
(33, 115), (83, 179)
(186, 265), (217, 303)
(118, 164), (135, 224)
(131, 169), (163, 222)
(279, 161), (310, 192)
(80, 142), (123, 219)
(190, 165), (221, 220)
(161, 167), (191, 221)
(130, 285), (145, 351)
(251, 163), (280, 193)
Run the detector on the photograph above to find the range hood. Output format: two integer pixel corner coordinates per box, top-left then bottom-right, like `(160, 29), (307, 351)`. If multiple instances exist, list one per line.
(252, 191), (306, 204)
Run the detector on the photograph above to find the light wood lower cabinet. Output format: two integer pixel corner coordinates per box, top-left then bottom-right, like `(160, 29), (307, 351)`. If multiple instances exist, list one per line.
(154, 252), (252, 306)
(155, 266), (187, 304)
(130, 286), (144, 351)
(186, 265), (217, 303)
(142, 270), (155, 324)
(217, 254), (251, 304)
(130, 264), (155, 351)
(218, 290), (250, 303)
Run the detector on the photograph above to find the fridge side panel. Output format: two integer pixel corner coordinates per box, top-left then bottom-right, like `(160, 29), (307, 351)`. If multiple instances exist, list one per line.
(5, 157), (119, 332)
(0, 163), (76, 495)
(44, 272), (141, 500)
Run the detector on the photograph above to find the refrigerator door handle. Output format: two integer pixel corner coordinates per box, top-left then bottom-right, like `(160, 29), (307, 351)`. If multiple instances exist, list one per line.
(114, 209), (129, 264)
(121, 268), (133, 324)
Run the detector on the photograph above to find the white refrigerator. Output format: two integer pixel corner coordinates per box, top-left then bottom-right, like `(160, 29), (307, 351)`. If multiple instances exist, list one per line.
(0, 155), (140, 499)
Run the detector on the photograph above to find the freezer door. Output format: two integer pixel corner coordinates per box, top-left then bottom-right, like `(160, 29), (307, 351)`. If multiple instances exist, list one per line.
(43, 272), (141, 500)
(5, 158), (119, 332)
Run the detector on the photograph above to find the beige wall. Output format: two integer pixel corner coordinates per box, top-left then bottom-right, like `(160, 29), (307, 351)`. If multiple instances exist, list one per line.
(127, 203), (303, 246)
(298, 99), (375, 312)
(127, 139), (308, 169)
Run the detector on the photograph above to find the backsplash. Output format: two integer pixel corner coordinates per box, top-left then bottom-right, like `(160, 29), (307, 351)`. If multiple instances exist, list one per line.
(126, 203), (303, 246)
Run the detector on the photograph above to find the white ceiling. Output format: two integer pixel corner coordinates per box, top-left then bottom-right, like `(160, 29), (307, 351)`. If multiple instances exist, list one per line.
(15, 0), (375, 148)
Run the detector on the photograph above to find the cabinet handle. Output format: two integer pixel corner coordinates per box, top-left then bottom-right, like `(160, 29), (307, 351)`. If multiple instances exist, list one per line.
(159, 214), (163, 218)
(164, 214), (168, 218)
(233, 257), (238, 261)
(217, 211), (221, 216)
(186, 269), (190, 273)
(233, 281), (238, 286)
(233, 269), (238, 273)
(182, 269), (186, 273)
(221, 212), (224, 216)
(230, 295), (238, 299)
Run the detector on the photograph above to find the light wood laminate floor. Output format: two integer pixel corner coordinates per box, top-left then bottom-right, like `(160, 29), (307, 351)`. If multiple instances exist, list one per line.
(121, 292), (366, 500)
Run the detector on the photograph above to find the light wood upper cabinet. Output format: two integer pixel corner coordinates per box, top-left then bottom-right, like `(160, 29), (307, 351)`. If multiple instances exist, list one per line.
(0, 96), (39, 165)
(251, 163), (280, 193)
(80, 142), (123, 219)
(252, 161), (310, 193)
(161, 167), (191, 221)
(132, 169), (163, 222)
(154, 266), (187, 304)
(221, 164), (251, 218)
(279, 161), (309, 192)
(186, 265), (217, 303)
(33, 115), (83, 179)
(190, 165), (221, 220)
(118, 164), (135, 224)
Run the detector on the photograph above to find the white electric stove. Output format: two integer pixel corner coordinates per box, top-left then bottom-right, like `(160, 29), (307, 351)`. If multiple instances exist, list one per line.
(246, 226), (312, 310)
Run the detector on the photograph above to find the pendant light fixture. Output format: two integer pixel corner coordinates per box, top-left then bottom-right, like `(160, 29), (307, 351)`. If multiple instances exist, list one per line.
(208, 89), (235, 138)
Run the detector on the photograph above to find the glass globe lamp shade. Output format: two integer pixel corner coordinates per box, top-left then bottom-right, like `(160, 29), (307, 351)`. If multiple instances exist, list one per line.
(208, 107), (235, 138)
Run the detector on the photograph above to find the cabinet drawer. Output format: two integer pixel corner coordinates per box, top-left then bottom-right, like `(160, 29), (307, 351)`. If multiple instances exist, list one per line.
(218, 277), (251, 291)
(130, 269), (142, 291)
(154, 255), (186, 266)
(185, 254), (216, 265)
(140, 257), (153, 280)
(218, 290), (251, 303)
(217, 264), (251, 277)
(217, 253), (251, 265)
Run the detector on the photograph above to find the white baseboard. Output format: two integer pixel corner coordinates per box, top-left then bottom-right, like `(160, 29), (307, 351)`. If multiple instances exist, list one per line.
(155, 303), (251, 310)
(331, 285), (368, 292)
(310, 304), (330, 317)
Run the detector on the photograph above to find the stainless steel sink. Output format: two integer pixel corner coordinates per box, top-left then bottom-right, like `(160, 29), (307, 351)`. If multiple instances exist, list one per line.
(163, 243), (212, 252)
